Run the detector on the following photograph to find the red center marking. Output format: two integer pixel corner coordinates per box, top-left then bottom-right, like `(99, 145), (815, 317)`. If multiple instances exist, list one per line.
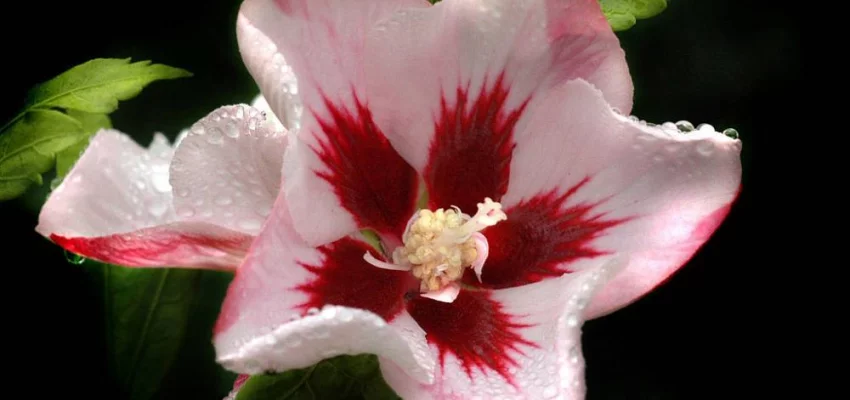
(407, 289), (535, 383)
(295, 237), (411, 321)
(425, 74), (529, 213)
(312, 94), (419, 240)
(468, 177), (629, 289)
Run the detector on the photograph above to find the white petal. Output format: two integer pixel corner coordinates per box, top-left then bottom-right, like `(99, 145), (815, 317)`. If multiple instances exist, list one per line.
(502, 79), (742, 318)
(170, 104), (287, 236)
(37, 130), (252, 270)
(383, 256), (626, 399)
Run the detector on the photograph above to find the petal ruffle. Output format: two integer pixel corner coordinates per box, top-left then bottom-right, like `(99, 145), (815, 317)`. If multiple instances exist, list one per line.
(498, 79), (741, 318)
(170, 104), (287, 236)
(237, 0), (427, 245)
(384, 257), (625, 399)
(37, 130), (253, 269)
(363, 0), (631, 212)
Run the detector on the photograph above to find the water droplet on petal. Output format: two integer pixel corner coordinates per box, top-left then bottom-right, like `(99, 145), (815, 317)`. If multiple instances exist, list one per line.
(65, 250), (86, 265)
(207, 128), (224, 145)
(696, 141), (715, 156)
(339, 310), (354, 322)
(177, 207), (195, 218)
(177, 188), (190, 198)
(675, 120), (694, 132)
(569, 346), (580, 364)
(566, 313), (579, 327)
(225, 121), (240, 138)
(148, 201), (169, 217)
(235, 107), (245, 120)
(239, 218), (262, 231)
(722, 127), (739, 139)
(697, 123), (715, 132)
(215, 196), (233, 206)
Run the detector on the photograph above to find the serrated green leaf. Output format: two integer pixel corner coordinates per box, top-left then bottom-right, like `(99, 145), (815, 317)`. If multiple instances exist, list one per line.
(600, 0), (667, 31)
(25, 58), (190, 114)
(236, 354), (401, 400)
(0, 110), (83, 200)
(0, 57), (189, 201)
(84, 262), (202, 400)
(54, 110), (112, 178)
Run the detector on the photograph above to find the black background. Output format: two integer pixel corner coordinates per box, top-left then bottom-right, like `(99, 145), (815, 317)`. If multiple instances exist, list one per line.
(1, 0), (795, 398)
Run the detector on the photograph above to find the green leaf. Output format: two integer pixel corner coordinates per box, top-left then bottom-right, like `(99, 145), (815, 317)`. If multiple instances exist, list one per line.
(85, 262), (202, 400)
(0, 110), (83, 200)
(0, 58), (190, 201)
(25, 58), (190, 115)
(55, 110), (112, 178)
(600, 0), (667, 31)
(236, 354), (401, 400)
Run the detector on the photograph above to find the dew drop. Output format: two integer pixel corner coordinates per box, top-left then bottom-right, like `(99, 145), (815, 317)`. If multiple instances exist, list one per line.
(64, 250), (86, 265)
(235, 106), (245, 120)
(569, 347), (580, 364)
(697, 123), (715, 132)
(696, 141), (715, 156)
(215, 196), (233, 206)
(225, 121), (240, 138)
(722, 128), (739, 139)
(151, 174), (171, 193)
(191, 125), (205, 135)
(675, 120), (694, 132)
(177, 207), (195, 218)
(566, 313), (579, 327)
(306, 307), (320, 316)
(134, 180), (146, 190)
(201, 210), (214, 218)
(339, 310), (354, 322)
(239, 218), (262, 231)
(207, 128), (224, 145)
(148, 201), (169, 217)
(177, 188), (190, 198)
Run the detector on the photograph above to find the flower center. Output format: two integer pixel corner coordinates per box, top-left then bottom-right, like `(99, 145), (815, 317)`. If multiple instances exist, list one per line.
(364, 198), (507, 303)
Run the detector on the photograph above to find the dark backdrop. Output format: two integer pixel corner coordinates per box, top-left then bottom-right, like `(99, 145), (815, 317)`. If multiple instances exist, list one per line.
(1, 1), (795, 399)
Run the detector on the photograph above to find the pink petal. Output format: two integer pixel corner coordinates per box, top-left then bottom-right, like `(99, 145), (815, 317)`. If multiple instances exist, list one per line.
(363, 0), (631, 210)
(170, 105), (287, 236)
(500, 79), (742, 318)
(420, 282), (461, 303)
(217, 305), (434, 385)
(250, 94), (287, 132)
(237, 0), (428, 245)
(37, 130), (252, 270)
(384, 256), (625, 398)
(464, 178), (628, 289)
(214, 192), (433, 382)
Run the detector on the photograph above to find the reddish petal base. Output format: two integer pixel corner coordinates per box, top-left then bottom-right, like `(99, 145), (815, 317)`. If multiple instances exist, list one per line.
(50, 227), (251, 269)
(296, 237), (413, 321)
(406, 289), (535, 383)
(426, 74), (529, 213)
(470, 177), (629, 289)
(312, 95), (419, 240)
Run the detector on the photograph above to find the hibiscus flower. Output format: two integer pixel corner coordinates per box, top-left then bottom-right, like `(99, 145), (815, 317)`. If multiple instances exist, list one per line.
(37, 96), (287, 270)
(212, 0), (742, 398)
